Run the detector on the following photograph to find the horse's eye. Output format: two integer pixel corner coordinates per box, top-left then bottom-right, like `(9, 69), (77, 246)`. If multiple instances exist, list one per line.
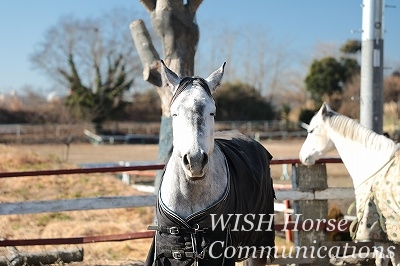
(210, 113), (215, 116)
(309, 129), (314, 134)
(172, 113), (177, 117)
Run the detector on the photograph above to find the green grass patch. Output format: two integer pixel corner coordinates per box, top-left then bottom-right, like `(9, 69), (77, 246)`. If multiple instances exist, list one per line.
(37, 212), (73, 226)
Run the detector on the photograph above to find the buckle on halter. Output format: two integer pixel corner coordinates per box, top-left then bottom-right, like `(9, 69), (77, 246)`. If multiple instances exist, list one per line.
(172, 250), (184, 260)
(169, 227), (179, 235)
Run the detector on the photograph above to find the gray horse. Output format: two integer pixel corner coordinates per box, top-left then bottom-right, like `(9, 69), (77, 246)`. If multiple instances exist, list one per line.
(145, 61), (275, 266)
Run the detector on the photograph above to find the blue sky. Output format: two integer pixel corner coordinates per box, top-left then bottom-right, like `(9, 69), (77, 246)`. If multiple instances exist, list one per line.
(0, 0), (399, 96)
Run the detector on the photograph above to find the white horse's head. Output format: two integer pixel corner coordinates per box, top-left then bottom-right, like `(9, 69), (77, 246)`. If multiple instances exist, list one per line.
(299, 102), (336, 165)
(160, 60), (226, 180)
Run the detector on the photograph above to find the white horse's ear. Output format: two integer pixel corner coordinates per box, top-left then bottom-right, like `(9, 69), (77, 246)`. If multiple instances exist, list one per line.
(320, 102), (334, 119)
(206, 62), (226, 93)
(160, 60), (180, 94)
(320, 102), (329, 116)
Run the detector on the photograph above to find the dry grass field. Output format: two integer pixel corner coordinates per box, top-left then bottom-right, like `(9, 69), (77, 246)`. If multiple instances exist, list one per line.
(0, 138), (353, 265)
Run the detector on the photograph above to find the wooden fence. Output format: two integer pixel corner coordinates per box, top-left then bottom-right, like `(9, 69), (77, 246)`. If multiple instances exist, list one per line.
(0, 158), (369, 265)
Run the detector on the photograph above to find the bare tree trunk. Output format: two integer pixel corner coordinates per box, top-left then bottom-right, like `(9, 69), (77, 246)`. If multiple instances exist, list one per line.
(130, 0), (202, 192)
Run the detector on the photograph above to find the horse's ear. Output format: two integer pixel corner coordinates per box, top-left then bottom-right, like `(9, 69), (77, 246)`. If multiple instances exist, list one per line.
(206, 62), (226, 93)
(320, 102), (333, 117)
(160, 60), (180, 93)
(320, 102), (328, 116)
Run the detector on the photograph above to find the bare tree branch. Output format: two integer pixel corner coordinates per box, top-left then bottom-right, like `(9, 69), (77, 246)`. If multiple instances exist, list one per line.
(129, 19), (161, 87)
(186, 0), (203, 14)
(139, 0), (157, 12)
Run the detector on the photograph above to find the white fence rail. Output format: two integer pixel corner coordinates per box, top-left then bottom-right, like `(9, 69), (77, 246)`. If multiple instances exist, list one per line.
(0, 188), (355, 216)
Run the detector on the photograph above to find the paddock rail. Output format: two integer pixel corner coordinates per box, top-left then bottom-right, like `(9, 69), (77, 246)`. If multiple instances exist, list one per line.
(1, 157), (365, 265)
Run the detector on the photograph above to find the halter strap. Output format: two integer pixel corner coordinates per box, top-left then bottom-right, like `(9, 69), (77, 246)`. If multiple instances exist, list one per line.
(169, 77), (212, 107)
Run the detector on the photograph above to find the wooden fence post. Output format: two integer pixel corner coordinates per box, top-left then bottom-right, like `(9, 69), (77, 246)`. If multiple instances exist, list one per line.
(292, 164), (329, 265)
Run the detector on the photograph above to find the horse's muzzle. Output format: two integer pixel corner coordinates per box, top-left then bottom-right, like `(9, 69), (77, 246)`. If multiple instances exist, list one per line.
(182, 151), (208, 179)
(299, 155), (315, 166)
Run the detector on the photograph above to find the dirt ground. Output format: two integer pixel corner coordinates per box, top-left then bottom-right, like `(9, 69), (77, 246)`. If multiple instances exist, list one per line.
(14, 139), (317, 163)
(18, 139), (353, 189)
(0, 139), (354, 265)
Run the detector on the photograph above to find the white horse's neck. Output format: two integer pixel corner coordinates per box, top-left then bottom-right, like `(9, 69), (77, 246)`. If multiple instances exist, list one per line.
(327, 127), (398, 188)
(160, 143), (228, 218)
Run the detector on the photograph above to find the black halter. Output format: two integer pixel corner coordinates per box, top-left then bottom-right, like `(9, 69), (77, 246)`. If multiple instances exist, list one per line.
(169, 77), (212, 107)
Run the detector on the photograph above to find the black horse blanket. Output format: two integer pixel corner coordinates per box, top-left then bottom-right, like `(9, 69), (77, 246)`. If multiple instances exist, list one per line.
(145, 131), (275, 266)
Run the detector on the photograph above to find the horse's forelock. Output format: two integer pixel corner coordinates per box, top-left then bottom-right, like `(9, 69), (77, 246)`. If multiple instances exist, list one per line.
(169, 77), (212, 107)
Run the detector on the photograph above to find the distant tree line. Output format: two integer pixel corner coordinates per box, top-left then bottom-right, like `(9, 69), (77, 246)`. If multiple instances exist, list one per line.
(0, 81), (277, 126)
(1, 35), (398, 130)
(215, 82), (275, 121)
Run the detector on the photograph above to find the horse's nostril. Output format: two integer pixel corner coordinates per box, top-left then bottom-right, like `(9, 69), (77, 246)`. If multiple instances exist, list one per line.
(202, 153), (208, 167)
(183, 154), (189, 166)
(182, 152), (208, 174)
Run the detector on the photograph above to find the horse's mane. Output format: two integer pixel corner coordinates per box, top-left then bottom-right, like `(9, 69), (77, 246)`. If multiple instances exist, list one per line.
(325, 112), (398, 152)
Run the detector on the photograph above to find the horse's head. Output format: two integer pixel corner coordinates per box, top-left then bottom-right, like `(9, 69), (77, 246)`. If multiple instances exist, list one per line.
(299, 102), (336, 165)
(160, 61), (225, 180)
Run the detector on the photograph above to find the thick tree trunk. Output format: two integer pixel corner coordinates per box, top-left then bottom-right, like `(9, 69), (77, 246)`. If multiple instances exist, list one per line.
(130, 0), (202, 192)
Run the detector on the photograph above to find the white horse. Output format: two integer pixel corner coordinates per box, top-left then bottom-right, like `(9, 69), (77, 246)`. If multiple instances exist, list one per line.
(299, 102), (400, 266)
(145, 61), (275, 266)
